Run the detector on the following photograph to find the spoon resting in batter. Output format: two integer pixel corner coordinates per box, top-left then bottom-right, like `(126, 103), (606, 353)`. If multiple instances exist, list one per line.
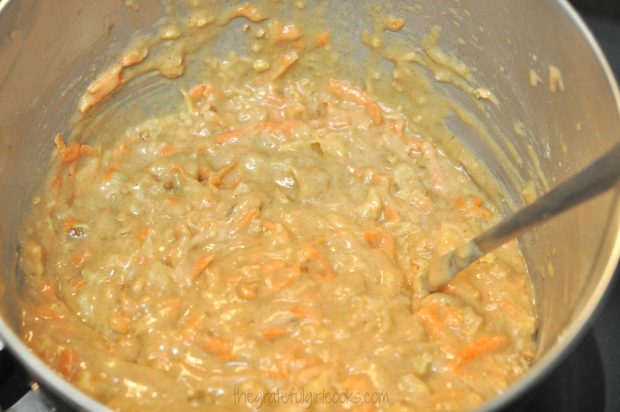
(428, 141), (620, 291)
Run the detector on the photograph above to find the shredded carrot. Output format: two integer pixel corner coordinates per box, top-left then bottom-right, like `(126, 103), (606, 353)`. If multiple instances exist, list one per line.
(215, 120), (301, 145)
(54, 135), (97, 164)
(300, 243), (334, 278)
(328, 79), (383, 125)
(168, 165), (190, 181)
(363, 230), (397, 259)
(259, 51), (299, 82)
(365, 103), (383, 126)
(197, 165), (212, 182)
(72, 279), (86, 292)
(454, 335), (509, 366)
(455, 196), (492, 219)
(231, 3), (268, 22)
(57, 348), (78, 379)
(262, 220), (279, 231)
(67, 161), (79, 179)
(208, 160), (239, 187)
(290, 305), (312, 319)
(271, 120), (299, 135)
(121, 48), (148, 67)
(418, 305), (458, 354)
(286, 264), (302, 279)
(407, 140), (425, 156)
(276, 51), (299, 74)
(285, 104), (306, 118)
(385, 119), (405, 136)
(264, 263), (302, 294)
(500, 301), (521, 317)
(260, 327), (288, 340)
(263, 93), (285, 110)
(226, 271), (243, 285)
(184, 313), (206, 330)
(102, 166), (117, 182)
(180, 313), (206, 344)
(236, 283), (257, 300)
(475, 206), (493, 219)
(238, 208), (260, 230)
(188, 83), (216, 100)
(455, 196), (482, 209)
(269, 21), (303, 42)
(133, 254), (145, 266)
(521, 348), (534, 361)
(383, 203), (401, 222)
(201, 335), (233, 360)
(62, 218), (80, 233)
(110, 313), (131, 334)
(438, 282), (456, 295)
(80, 65), (124, 113)
(260, 363), (288, 379)
(385, 17), (406, 32)
(135, 228), (149, 242)
(222, 179), (242, 190)
(161, 297), (181, 309)
(70, 248), (91, 267)
(441, 305), (465, 329)
(155, 298), (181, 324)
(191, 255), (215, 280)
(290, 305), (321, 322)
(113, 143), (129, 156)
(39, 283), (57, 302)
(159, 143), (175, 157)
(189, 84), (206, 100)
(454, 196), (467, 210)
(352, 166), (391, 186)
(313, 235), (328, 245)
(33, 304), (60, 321)
(214, 127), (251, 145)
(371, 173), (391, 187)
(315, 31), (330, 47)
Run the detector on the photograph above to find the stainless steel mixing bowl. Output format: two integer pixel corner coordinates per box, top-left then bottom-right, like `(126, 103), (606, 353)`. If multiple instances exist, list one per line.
(0, 0), (619, 410)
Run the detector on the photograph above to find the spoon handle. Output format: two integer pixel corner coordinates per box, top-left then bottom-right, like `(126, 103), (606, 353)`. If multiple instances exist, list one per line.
(428, 141), (620, 290)
(476, 141), (620, 253)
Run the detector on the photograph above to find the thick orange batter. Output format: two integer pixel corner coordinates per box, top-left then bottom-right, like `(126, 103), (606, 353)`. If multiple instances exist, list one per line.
(17, 2), (536, 411)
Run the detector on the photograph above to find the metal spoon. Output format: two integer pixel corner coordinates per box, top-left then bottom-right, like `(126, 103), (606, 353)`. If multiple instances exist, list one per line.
(427, 141), (620, 291)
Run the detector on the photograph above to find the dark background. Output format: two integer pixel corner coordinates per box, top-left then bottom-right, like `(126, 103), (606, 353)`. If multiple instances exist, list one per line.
(571, 0), (620, 74)
(571, 0), (620, 20)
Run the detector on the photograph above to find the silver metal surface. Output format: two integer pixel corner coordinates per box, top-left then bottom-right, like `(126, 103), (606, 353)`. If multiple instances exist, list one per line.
(7, 384), (55, 412)
(429, 142), (620, 290)
(0, 1), (619, 412)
